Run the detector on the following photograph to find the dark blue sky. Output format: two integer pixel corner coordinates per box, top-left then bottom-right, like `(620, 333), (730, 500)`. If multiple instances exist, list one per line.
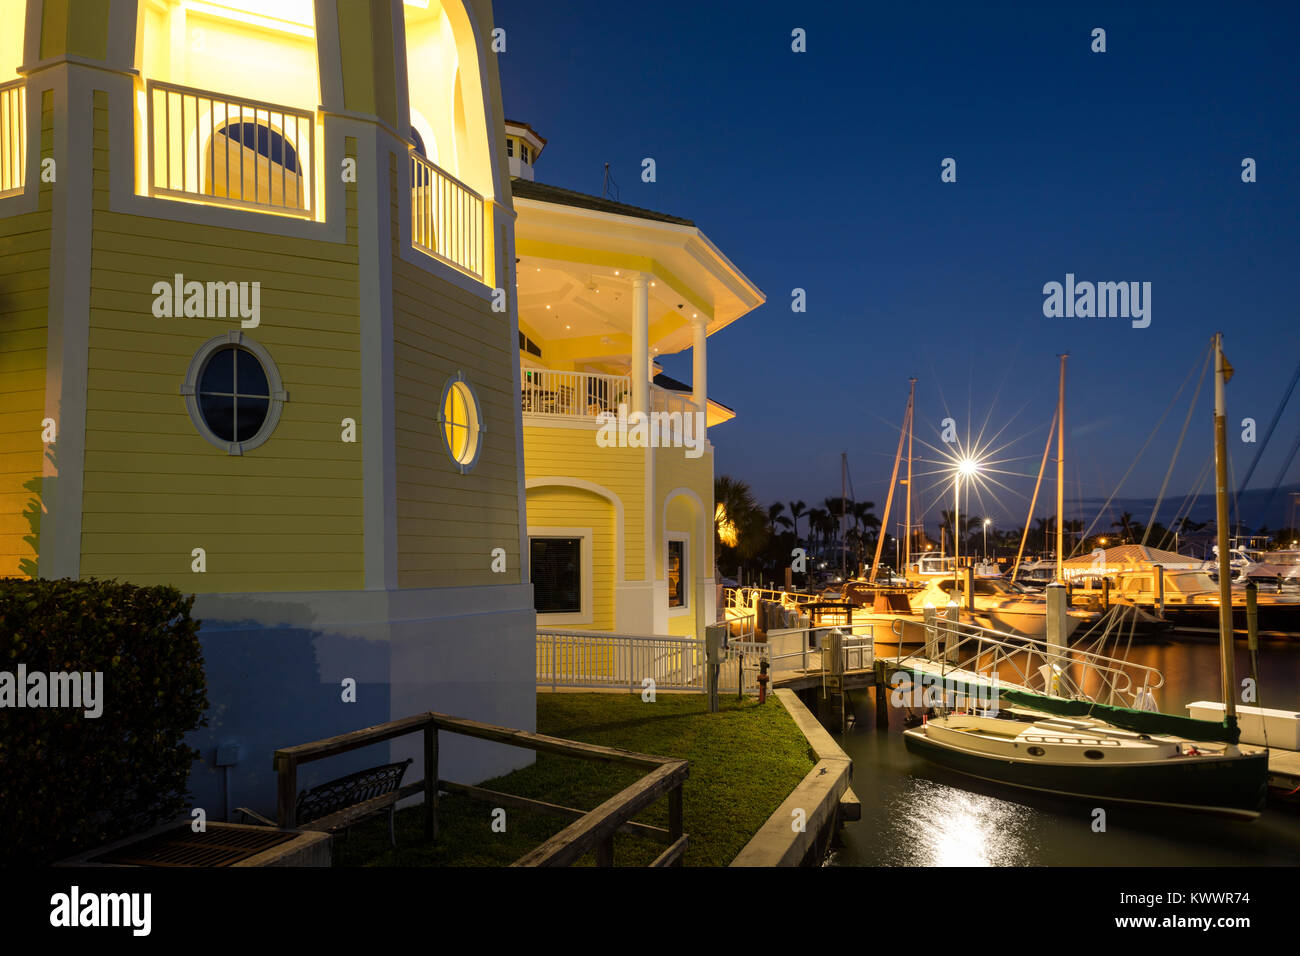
(495, 0), (1300, 530)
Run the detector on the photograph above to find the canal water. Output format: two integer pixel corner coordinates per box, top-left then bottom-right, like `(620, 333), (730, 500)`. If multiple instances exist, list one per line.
(830, 636), (1300, 866)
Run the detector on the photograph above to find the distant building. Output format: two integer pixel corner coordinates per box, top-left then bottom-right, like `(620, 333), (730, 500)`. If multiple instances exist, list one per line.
(509, 123), (764, 638)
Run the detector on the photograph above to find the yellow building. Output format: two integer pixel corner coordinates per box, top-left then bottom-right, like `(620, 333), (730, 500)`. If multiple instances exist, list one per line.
(507, 123), (764, 640)
(0, 0), (535, 816)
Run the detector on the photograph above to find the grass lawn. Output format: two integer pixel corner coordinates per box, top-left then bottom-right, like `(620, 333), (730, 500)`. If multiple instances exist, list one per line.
(333, 692), (815, 867)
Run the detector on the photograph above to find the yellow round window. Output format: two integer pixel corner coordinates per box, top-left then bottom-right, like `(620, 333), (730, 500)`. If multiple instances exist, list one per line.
(442, 379), (479, 468)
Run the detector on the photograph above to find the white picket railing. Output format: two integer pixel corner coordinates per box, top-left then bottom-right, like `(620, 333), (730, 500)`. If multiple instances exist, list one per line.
(147, 80), (314, 217)
(537, 624), (873, 696)
(0, 79), (25, 198)
(537, 628), (705, 691)
(521, 368), (630, 419)
(411, 149), (484, 280)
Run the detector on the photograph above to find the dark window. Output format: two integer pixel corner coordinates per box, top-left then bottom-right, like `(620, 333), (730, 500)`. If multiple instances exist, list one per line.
(668, 540), (686, 608)
(1083, 750), (1106, 760)
(197, 346), (270, 443)
(531, 537), (581, 614)
(522, 145), (530, 163)
(1026, 746), (1046, 756)
(411, 127), (426, 157)
(217, 122), (299, 172)
(518, 331), (542, 357)
(506, 137), (514, 157)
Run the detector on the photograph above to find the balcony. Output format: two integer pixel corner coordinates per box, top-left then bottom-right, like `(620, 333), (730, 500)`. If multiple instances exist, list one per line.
(410, 149), (484, 281)
(0, 79), (25, 198)
(146, 80), (314, 218)
(522, 368), (629, 419)
(520, 367), (701, 421)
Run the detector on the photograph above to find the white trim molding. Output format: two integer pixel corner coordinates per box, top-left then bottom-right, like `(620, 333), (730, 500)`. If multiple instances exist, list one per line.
(527, 526), (593, 627)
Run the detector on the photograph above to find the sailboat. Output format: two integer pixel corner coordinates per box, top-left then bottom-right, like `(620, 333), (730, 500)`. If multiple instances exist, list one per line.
(903, 343), (1270, 819)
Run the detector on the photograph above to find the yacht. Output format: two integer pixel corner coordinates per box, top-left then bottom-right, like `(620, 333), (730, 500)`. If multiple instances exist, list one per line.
(915, 575), (1102, 640)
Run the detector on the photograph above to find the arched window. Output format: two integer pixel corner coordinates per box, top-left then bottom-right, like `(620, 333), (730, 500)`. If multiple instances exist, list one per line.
(206, 118), (307, 211)
(137, 0), (320, 216)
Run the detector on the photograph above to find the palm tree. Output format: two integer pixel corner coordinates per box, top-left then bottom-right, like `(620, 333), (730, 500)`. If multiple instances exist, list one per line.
(1112, 511), (1137, 544)
(788, 500), (807, 544)
(767, 501), (791, 535)
(714, 475), (768, 571)
(806, 507), (829, 551)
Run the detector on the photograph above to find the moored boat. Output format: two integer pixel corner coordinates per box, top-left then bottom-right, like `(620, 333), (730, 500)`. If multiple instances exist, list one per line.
(903, 709), (1269, 819)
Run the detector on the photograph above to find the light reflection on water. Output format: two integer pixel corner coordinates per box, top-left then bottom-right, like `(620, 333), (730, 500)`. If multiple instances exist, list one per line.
(889, 778), (1033, 866)
(828, 637), (1300, 867)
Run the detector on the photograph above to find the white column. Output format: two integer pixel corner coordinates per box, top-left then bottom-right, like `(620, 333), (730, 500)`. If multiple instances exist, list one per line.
(690, 316), (708, 418)
(631, 272), (649, 416)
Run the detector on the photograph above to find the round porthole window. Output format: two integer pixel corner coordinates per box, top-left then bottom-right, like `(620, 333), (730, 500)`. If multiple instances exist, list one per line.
(1027, 746), (1046, 756)
(440, 374), (483, 472)
(181, 333), (288, 455)
(1083, 749), (1106, 760)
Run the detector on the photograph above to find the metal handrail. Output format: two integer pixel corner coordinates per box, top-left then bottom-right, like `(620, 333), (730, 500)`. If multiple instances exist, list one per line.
(892, 613), (1164, 706)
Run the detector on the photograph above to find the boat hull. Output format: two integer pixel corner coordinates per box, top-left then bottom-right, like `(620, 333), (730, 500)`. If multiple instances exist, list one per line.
(903, 727), (1269, 819)
(1158, 602), (1300, 635)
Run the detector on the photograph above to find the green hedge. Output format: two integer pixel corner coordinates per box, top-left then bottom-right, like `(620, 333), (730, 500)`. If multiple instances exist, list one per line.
(0, 578), (208, 865)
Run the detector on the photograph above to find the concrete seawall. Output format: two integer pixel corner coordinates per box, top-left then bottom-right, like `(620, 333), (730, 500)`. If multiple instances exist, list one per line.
(731, 688), (856, 866)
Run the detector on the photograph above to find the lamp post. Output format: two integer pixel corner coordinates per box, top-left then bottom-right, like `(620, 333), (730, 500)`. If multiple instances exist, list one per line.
(983, 518), (991, 562)
(955, 458), (979, 569)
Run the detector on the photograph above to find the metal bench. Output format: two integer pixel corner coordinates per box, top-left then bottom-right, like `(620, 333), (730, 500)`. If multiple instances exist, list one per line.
(238, 758), (413, 846)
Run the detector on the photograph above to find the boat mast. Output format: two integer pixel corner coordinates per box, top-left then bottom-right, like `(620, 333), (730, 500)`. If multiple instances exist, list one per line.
(1213, 333), (1238, 728)
(870, 379), (915, 584)
(840, 451), (847, 582)
(1013, 407), (1056, 583)
(905, 377), (915, 572)
(1055, 353), (1068, 583)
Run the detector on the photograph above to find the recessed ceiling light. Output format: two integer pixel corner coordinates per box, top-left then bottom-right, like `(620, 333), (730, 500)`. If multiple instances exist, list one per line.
(565, 325), (570, 330)
(614, 270), (620, 276)
(546, 305), (551, 309)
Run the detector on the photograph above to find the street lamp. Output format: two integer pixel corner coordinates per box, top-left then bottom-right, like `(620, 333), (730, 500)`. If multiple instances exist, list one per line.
(954, 458), (979, 568)
(983, 518), (991, 562)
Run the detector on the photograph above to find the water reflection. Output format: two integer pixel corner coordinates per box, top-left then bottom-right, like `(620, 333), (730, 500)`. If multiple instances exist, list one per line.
(891, 777), (1032, 866)
(831, 637), (1300, 866)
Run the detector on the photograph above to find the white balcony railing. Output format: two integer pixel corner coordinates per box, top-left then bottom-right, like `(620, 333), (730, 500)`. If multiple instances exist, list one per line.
(520, 370), (705, 427)
(652, 385), (700, 417)
(521, 368), (630, 419)
(0, 79), (24, 198)
(411, 149), (484, 280)
(147, 80), (314, 217)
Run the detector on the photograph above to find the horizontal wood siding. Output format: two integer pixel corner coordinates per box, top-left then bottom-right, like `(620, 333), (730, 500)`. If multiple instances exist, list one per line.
(653, 444), (713, 581)
(0, 92), (53, 578)
(391, 151), (522, 587)
(80, 93), (363, 591)
(526, 485), (613, 630)
(523, 425), (646, 582)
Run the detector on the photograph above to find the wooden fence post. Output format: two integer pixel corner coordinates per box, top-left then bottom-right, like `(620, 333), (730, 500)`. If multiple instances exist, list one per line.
(277, 755), (297, 829)
(424, 722), (439, 840)
(668, 784), (684, 868)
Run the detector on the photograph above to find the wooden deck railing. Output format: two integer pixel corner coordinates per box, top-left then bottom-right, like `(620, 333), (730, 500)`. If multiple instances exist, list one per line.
(0, 79), (24, 198)
(410, 149), (484, 280)
(146, 80), (314, 217)
(272, 710), (689, 867)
